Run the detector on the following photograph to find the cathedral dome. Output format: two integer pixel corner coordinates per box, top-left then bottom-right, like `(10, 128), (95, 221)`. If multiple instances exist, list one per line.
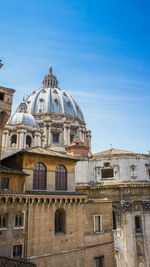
(8, 102), (39, 127)
(25, 67), (85, 123)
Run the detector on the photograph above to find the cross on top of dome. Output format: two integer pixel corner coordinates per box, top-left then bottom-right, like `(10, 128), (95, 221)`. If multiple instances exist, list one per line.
(42, 66), (58, 88)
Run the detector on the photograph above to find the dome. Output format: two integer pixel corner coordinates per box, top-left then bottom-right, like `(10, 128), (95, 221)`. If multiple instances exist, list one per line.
(8, 102), (39, 127)
(8, 112), (39, 127)
(25, 67), (85, 123)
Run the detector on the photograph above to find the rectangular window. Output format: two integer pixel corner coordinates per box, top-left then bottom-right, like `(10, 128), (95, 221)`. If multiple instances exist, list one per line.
(0, 93), (4, 101)
(101, 168), (114, 178)
(1, 177), (9, 190)
(0, 214), (8, 228)
(94, 214), (102, 233)
(15, 213), (24, 228)
(148, 169), (150, 178)
(135, 216), (142, 233)
(13, 245), (22, 258)
(52, 133), (59, 143)
(94, 256), (105, 267)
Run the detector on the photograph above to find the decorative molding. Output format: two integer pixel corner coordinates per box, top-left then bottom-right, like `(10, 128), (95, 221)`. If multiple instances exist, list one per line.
(142, 200), (150, 210)
(120, 200), (133, 211)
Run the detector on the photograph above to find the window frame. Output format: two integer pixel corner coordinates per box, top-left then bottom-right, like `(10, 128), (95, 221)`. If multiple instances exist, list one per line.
(11, 134), (17, 145)
(52, 133), (59, 143)
(0, 213), (8, 229)
(55, 165), (67, 191)
(12, 244), (23, 259)
(1, 177), (9, 190)
(55, 208), (66, 234)
(14, 212), (25, 229)
(26, 135), (32, 148)
(33, 162), (47, 190)
(94, 255), (105, 267)
(135, 215), (142, 234)
(94, 214), (102, 233)
(101, 168), (114, 179)
(0, 92), (4, 101)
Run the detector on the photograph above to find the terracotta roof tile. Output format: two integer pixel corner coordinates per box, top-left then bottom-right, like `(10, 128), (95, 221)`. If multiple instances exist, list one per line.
(93, 148), (141, 157)
(22, 147), (78, 160)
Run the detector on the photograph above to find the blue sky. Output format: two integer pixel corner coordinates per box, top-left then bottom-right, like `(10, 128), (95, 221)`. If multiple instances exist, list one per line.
(1, 0), (150, 153)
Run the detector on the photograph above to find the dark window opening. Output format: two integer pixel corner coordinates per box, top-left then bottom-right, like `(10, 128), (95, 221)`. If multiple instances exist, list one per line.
(55, 209), (66, 234)
(33, 162), (47, 190)
(0, 214), (8, 228)
(55, 165), (67, 191)
(0, 93), (4, 101)
(39, 98), (44, 102)
(101, 168), (114, 178)
(1, 177), (9, 190)
(94, 255), (105, 267)
(135, 216), (142, 233)
(26, 135), (32, 148)
(53, 133), (59, 143)
(113, 211), (117, 230)
(148, 169), (150, 178)
(13, 245), (22, 258)
(15, 213), (24, 227)
(11, 134), (17, 145)
(70, 135), (74, 143)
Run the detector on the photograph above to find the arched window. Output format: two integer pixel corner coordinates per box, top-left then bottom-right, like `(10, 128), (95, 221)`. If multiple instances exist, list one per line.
(33, 162), (47, 190)
(55, 165), (67, 191)
(26, 135), (32, 147)
(55, 209), (66, 233)
(135, 216), (142, 233)
(11, 134), (17, 145)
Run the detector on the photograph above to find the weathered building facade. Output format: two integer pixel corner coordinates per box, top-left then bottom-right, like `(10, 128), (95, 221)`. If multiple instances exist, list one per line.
(0, 149), (114, 267)
(1, 66), (150, 267)
(76, 149), (150, 267)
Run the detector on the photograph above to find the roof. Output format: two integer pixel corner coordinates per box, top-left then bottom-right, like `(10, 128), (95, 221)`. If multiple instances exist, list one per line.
(8, 102), (39, 127)
(93, 148), (145, 157)
(0, 256), (36, 267)
(9, 112), (39, 127)
(21, 67), (85, 123)
(22, 147), (78, 160)
(0, 164), (28, 176)
(26, 86), (85, 123)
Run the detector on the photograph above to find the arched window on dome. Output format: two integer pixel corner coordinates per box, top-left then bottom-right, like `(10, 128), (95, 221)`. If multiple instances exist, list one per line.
(33, 162), (47, 190)
(26, 135), (32, 148)
(55, 208), (66, 234)
(11, 134), (17, 146)
(55, 165), (67, 191)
